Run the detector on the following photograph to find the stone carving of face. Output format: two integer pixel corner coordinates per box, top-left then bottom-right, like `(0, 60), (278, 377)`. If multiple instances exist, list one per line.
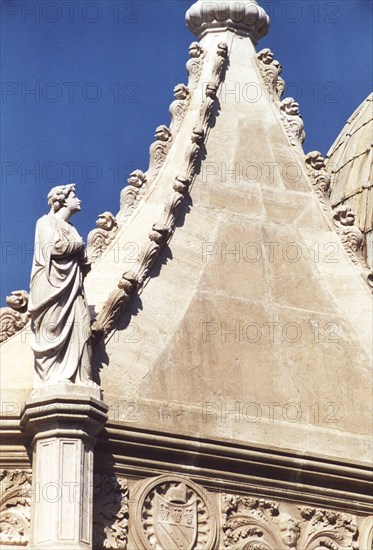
(96, 212), (116, 231)
(189, 42), (202, 58)
(6, 290), (29, 310)
(155, 125), (171, 141)
(278, 514), (300, 548)
(282, 98), (299, 116)
(306, 151), (325, 170)
(259, 48), (274, 64)
(174, 84), (188, 100)
(127, 170), (146, 188)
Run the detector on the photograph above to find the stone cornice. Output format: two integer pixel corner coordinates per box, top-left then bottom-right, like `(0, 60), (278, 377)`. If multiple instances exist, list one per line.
(94, 423), (372, 515)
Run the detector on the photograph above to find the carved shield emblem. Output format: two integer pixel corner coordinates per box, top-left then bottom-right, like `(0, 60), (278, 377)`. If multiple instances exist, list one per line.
(154, 493), (198, 550)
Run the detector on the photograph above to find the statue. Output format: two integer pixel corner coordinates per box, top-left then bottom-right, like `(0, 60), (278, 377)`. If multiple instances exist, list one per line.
(28, 184), (94, 387)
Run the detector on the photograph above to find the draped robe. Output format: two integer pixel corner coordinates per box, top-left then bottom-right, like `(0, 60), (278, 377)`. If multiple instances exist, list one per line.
(29, 213), (92, 386)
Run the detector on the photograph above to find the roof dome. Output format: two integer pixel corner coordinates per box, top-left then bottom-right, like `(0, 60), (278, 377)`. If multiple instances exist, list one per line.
(186, 0), (270, 42)
(326, 93), (373, 265)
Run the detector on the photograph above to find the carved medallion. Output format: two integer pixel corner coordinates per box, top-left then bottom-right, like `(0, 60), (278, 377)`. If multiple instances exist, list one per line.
(130, 475), (217, 550)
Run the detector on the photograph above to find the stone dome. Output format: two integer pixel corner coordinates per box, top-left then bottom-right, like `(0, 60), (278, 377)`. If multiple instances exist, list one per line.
(186, 0), (270, 42)
(326, 93), (373, 266)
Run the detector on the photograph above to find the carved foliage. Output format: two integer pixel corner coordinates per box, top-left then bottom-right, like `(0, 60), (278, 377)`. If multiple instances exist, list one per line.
(0, 291), (30, 344)
(169, 84), (191, 135)
(186, 42), (205, 90)
(88, 212), (119, 263)
(280, 97), (306, 146)
(0, 469), (32, 546)
(91, 272), (137, 340)
(222, 495), (359, 550)
(93, 474), (129, 550)
(222, 494), (282, 549)
(132, 475), (217, 550)
(299, 507), (359, 549)
(333, 206), (364, 263)
(256, 48), (285, 101)
(134, 223), (170, 285)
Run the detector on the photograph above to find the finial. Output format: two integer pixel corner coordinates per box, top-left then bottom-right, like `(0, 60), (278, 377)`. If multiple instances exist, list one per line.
(186, 0), (270, 42)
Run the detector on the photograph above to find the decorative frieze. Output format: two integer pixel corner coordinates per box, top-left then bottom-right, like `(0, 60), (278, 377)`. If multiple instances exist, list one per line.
(186, 42), (205, 90)
(87, 212), (119, 263)
(256, 48), (285, 101)
(0, 291), (30, 344)
(280, 97), (306, 146)
(333, 206), (364, 264)
(222, 494), (359, 549)
(169, 84), (190, 135)
(93, 474), (129, 550)
(0, 469), (32, 547)
(130, 475), (217, 550)
(118, 170), (147, 223)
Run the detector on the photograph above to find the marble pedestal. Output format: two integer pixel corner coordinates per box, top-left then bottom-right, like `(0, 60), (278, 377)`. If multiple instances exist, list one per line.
(20, 383), (108, 550)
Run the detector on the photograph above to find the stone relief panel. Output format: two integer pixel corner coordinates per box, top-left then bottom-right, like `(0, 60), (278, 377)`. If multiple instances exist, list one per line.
(186, 42), (205, 90)
(130, 475), (217, 550)
(87, 212), (119, 263)
(93, 474), (129, 550)
(0, 469), (32, 547)
(222, 494), (360, 550)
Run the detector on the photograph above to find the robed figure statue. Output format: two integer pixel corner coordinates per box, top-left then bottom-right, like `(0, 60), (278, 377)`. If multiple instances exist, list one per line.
(29, 184), (93, 387)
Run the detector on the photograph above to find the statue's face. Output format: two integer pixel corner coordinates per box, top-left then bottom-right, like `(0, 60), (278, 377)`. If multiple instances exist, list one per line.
(279, 520), (299, 547)
(65, 190), (81, 214)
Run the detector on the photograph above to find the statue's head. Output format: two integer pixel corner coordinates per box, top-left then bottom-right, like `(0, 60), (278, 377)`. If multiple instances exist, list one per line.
(47, 184), (81, 214)
(173, 83), (190, 100)
(281, 98), (300, 116)
(96, 212), (117, 231)
(189, 41), (203, 58)
(277, 513), (300, 548)
(258, 48), (274, 64)
(305, 151), (326, 170)
(127, 169), (147, 188)
(155, 125), (172, 141)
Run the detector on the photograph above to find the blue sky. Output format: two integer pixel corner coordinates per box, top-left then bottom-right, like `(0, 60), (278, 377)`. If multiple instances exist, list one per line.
(1, 0), (372, 302)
